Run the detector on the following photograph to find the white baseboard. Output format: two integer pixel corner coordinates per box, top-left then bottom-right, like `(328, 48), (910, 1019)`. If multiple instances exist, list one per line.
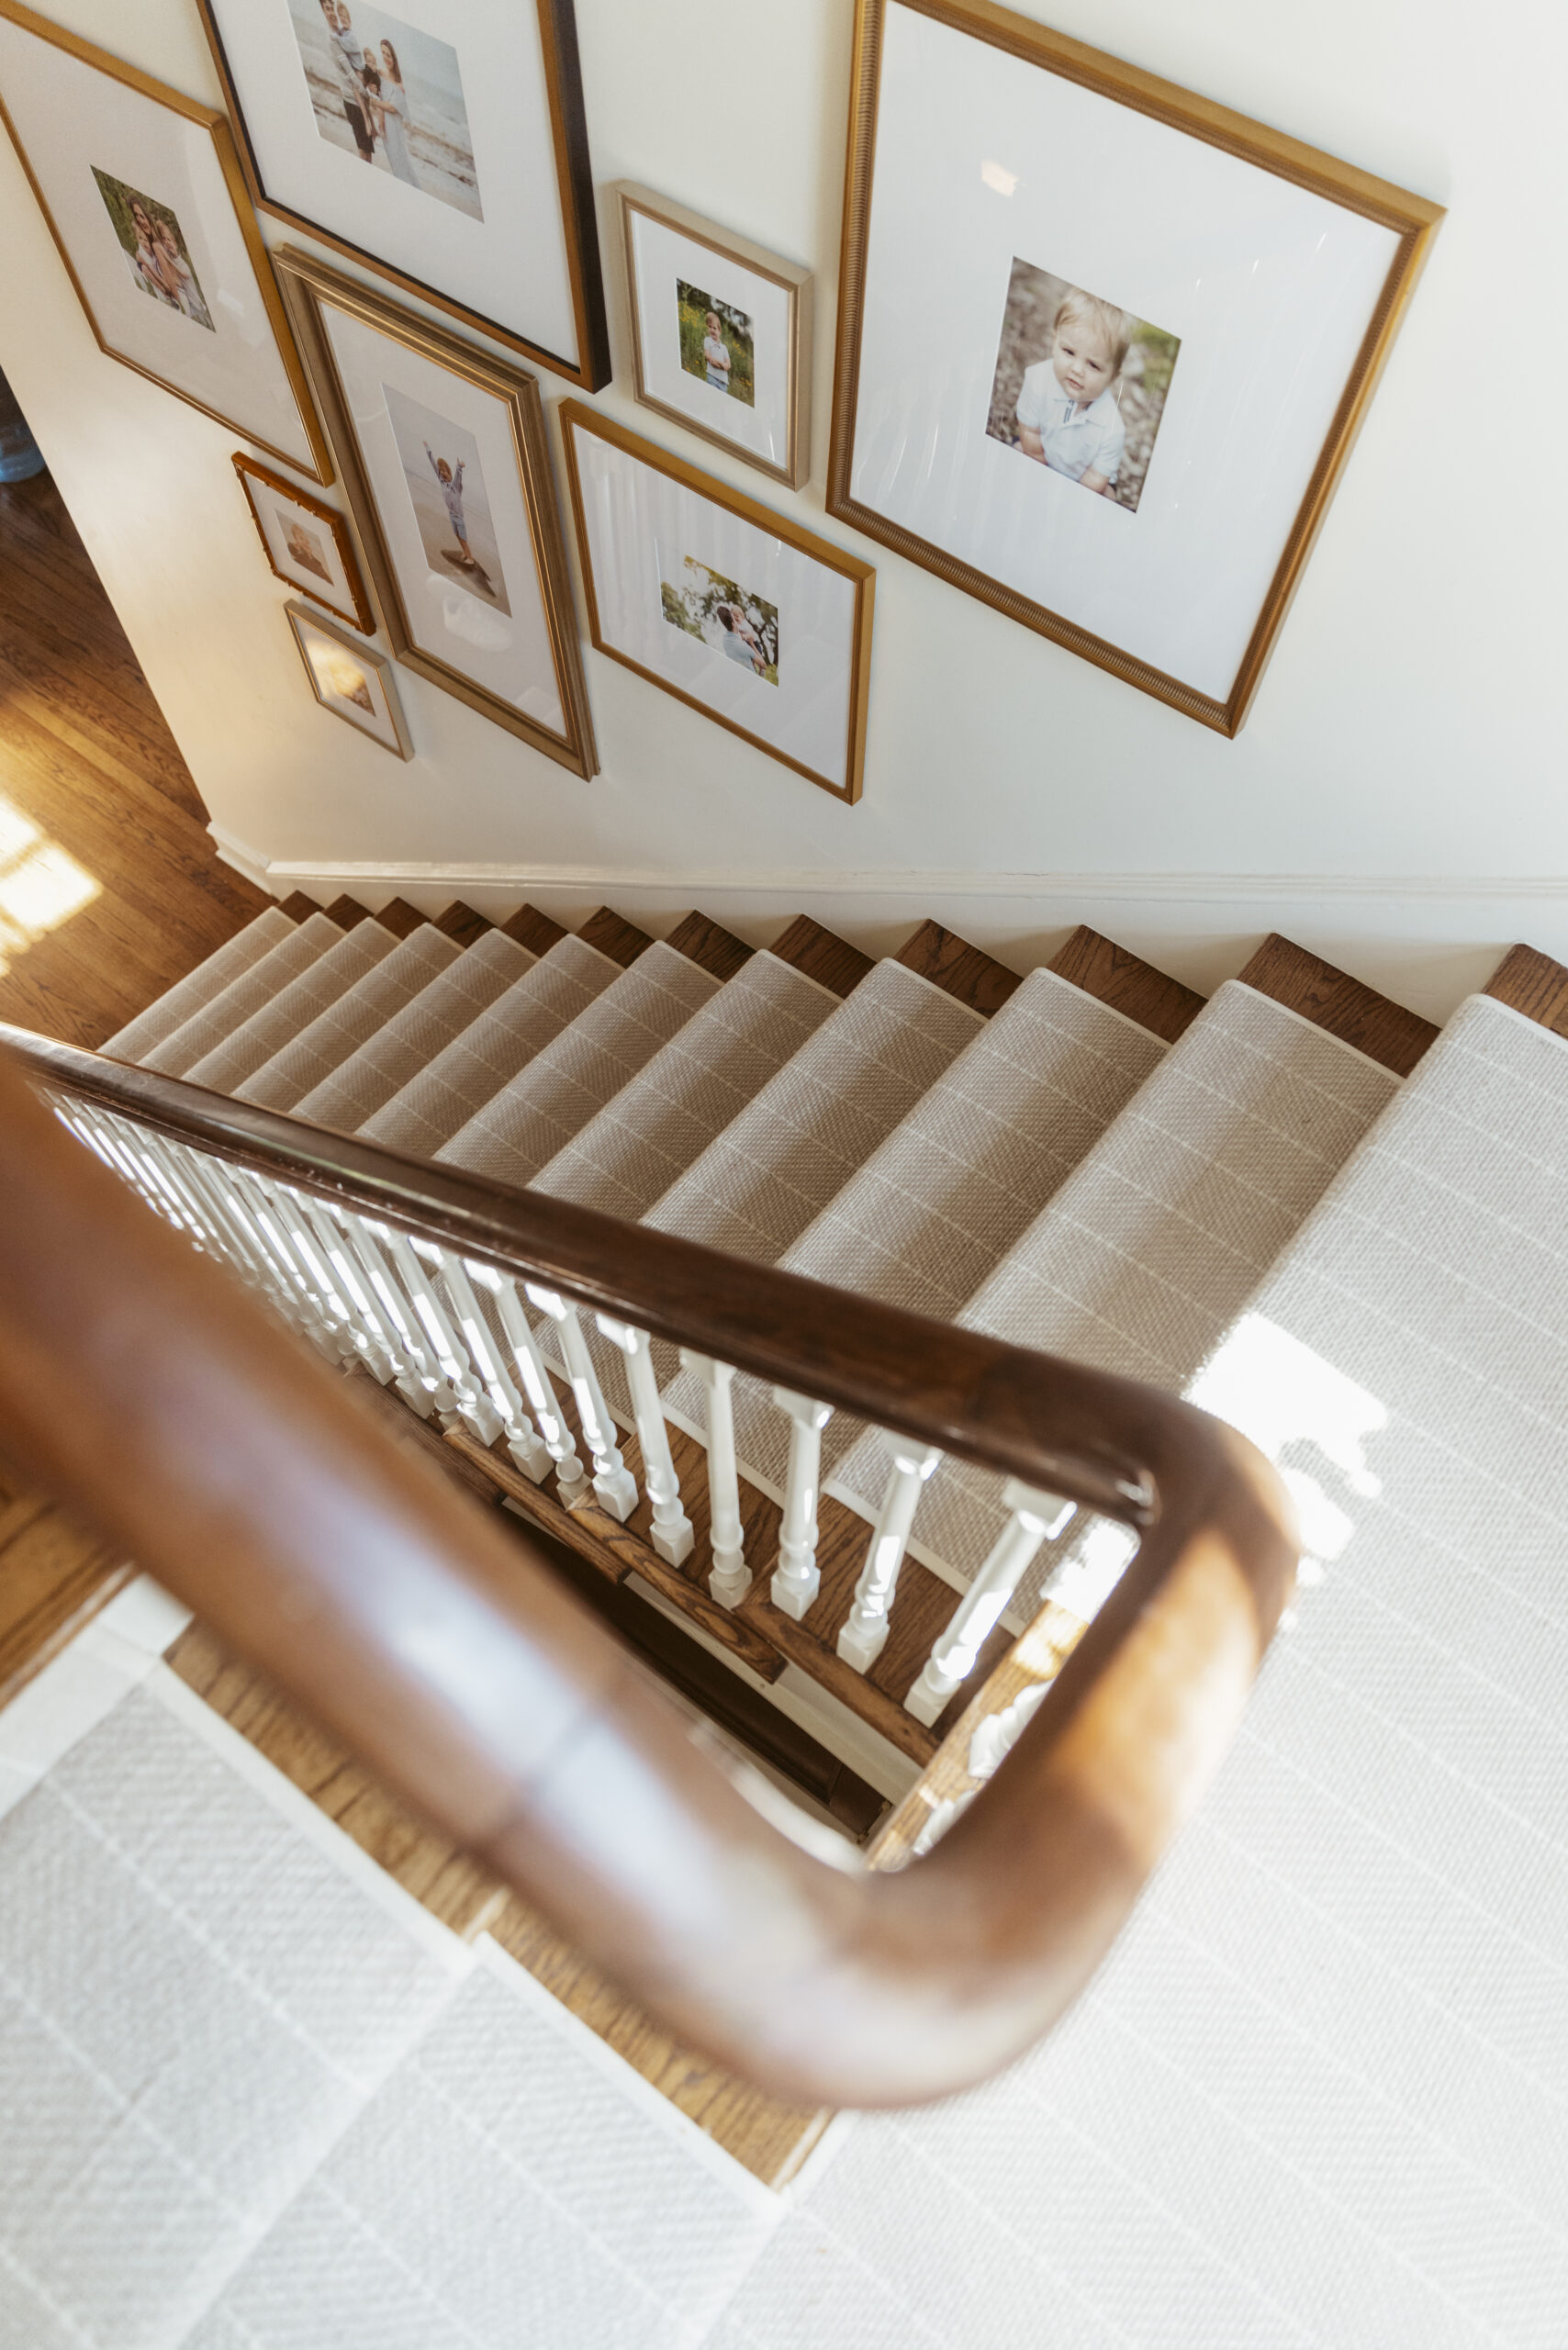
(211, 824), (1568, 1023)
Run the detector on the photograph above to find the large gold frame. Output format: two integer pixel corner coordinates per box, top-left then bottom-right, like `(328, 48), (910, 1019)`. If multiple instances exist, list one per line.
(560, 403), (875, 807)
(0, 0), (332, 481)
(277, 248), (597, 780)
(194, 0), (610, 393)
(828, 0), (1445, 735)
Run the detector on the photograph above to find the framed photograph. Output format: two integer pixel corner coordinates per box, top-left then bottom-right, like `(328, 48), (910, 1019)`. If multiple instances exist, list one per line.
(616, 183), (813, 489)
(0, 1), (330, 480)
(286, 599), (411, 755)
(829, 0), (1443, 734)
(277, 248), (597, 778)
(234, 452), (374, 632)
(194, 0), (610, 391)
(561, 404), (873, 806)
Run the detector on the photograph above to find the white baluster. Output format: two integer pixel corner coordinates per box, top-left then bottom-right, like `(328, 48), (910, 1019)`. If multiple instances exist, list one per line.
(436, 1252), (552, 1480)
(597, 1316), (692, 1565)
(904, 1478), (1073, 1727)
(680, 1350), (748, 1605)
(385, 1230), (503, 1445)
(770, 1389), (832, 1620)
(295, 1194), (400, 1383)
(837, 1438), (942, 1672)
(476, 1270), (588, 1498)
(338, 1215), (455, 1418)
(234, 1169), (350, 1357)
(525, 1284), (637, 1520)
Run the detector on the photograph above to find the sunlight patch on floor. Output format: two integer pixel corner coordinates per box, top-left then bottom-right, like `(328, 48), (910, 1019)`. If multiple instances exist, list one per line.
(0, 789), (99, 976)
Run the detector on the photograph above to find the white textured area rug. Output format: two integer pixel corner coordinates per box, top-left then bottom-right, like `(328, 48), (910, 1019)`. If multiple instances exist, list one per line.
(0, 1625), (779, 2350)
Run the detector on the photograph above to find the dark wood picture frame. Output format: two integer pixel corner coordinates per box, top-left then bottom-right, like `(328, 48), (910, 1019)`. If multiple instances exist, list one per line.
(193, 0), (610, 392)
(0, 0), (332, 481)
(560, 402), (874, 807)
(276, 247), (597, 779)
(828, 0), (1445, 735)
(233, 452), (375, 633)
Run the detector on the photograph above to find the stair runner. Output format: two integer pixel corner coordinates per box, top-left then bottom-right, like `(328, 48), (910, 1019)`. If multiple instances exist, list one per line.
(16, 899), (1568, 2339)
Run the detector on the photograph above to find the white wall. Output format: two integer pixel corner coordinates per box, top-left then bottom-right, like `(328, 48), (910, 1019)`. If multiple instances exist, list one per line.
(1, 0), (1563, 1019)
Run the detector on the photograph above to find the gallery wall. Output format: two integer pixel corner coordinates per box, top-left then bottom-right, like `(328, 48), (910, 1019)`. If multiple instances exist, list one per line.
(0, 0), (1563, 1017)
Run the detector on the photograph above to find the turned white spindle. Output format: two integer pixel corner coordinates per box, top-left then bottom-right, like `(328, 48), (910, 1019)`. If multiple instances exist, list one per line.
(770, 1388), (832, 1620)
(382, 1230), (502, 1444)
(436, 1253), (552, 1480)
(837, 1438), (942, 1672)
(679, 1350), (748, 1605)
(296, 1195), (402, 1385)
(236, 1170), (350, 1358)
(904, 1478), (1072, 1726)
(337, 1215), (459, 1419)
(596, 1316), (692, 1564)
(479, 1269), (588, 1499)
(525, 1284), (638, 1520)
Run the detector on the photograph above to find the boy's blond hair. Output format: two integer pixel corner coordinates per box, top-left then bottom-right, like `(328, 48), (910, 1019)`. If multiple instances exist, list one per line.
(1052, 287), (1134, 379)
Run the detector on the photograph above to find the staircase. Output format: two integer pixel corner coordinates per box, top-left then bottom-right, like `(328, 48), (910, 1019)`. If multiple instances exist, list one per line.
(3, 893), (1565, 2343)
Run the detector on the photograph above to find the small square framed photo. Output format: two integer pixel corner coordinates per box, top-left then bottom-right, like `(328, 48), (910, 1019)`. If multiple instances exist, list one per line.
(616, 184), (812, 489)
(561, 405), (873, 805)
(234, 453), (374, 632)
(286, 598), (411, 757)
(0, 0), (330, 480)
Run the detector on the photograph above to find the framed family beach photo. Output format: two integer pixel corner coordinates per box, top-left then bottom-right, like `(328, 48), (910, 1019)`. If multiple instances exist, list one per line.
(561, 405), (873, 805)
(234, 452), (374, 632)
(286, 598), (411, 757)
(828, 0), (1444, 733)
(196, 0), (610, 389)
(0, 2), (330, 479)
(277, 248), (596, 777)
(616, 184), (813, 488)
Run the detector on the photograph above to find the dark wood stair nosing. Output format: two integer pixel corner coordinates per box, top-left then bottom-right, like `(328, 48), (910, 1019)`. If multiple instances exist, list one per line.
(1238, 932), (1439, 1077)
(767, 915), (875, 1001)
(893, 920), (1022, 1018)
(1047, 924), (1204, 1044)
(577, 905), (654, 968)
(1483, 943), (1568, 1041)
(664, 910), (754, 983)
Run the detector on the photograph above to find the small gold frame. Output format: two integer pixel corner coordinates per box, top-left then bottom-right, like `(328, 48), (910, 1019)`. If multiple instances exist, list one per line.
(286, 599), (412, 760)
(0, 0), (332, 482)
(233, 453), (375, 635)
(276, 248), (598, 780)
(829, 0), (1445, 735)
(560, 403), (874, 807)
(616, 182), (813, 489)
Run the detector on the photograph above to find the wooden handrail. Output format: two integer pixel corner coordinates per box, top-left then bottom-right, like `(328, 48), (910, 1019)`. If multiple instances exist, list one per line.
(0, 1036), (1297, 2105)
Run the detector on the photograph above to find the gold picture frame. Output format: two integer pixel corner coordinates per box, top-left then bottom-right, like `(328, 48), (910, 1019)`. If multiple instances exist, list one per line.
(616, 182), (813, 489)
(193, 0), (610, 391)
(561, 403), (874, 807)
(0, 0), (331, 482)
(828, 0), (1444, 735)
(286, 598), (412, 759)
(233, 452), (375, 633)
(277, 248), (597, 780)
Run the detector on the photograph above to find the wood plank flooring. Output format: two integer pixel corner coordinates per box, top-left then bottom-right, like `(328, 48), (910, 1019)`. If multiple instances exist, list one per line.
(0, 474), (269, 1049)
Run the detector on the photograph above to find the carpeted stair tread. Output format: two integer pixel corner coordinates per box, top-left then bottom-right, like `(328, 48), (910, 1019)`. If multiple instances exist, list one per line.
(721, 966), (1170, 1496)
(233, 925), (462, 1112)
(1483, 940), (1568, 1038)
(292, 930), (537, 1136)
(830, 979), (1402, 1612)
(1240, 932), (1438, 1076)
(532, 950), (840, 1222)
(358, 932), (620, 1159)
(100, 907), (297, 1063)
(137, 913), (345, 1079)
(767, 914), (875, 1001)
(182, 921), (398, 1097)
(436, 941), (724, 1188)
(1047, 923), (1205, 1043)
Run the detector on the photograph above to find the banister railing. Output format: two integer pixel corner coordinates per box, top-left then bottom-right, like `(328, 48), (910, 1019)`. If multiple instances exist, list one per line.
(0, 1026), (1298, 2106)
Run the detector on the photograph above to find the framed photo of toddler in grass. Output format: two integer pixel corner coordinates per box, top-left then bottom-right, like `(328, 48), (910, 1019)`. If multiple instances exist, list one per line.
(561, 406), (873, 804)
(830, 0), (1443, 734)
(276, 247), (597, 778)
(616, 184), (813, 489)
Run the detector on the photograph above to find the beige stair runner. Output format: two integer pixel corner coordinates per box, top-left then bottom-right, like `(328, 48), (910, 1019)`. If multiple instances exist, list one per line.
(100, 906), (297, 1065)
(291, 928), (537, 1135)
(235, 925), (462, 1112)
(181, 922), (398, 1098)
(135, 912), (344, 1079)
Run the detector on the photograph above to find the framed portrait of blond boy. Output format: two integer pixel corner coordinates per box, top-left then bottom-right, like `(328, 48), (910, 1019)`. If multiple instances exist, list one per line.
(829, 0), (1443, 734)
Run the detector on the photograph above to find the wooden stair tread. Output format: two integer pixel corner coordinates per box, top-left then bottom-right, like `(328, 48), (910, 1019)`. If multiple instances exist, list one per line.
(498, 901), (566, 956)
(894, 919), (1021, 1017)
(433, 900), (494, 947)
(0, 1479), (130, 1709)
(1484, 944), (1568, 1038)
(577, 904), (653, 968)
(664, 910), (753, 983)
(1238, 933), (1438, 1076)
(767, 914), (874, 999)
(322, 893), (378, 931)
(164, 1620), (826, 2188)
(276, 890), (321, 924)
(371, 896), (427, 941)
(1047, 924), (1204, 1043)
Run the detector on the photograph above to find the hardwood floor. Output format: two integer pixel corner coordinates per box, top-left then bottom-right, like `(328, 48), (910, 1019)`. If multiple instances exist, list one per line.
(0, 473), (269, 1050)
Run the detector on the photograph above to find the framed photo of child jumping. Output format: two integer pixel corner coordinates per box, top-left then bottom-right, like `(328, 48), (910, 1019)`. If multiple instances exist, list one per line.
(829, 0), (1443, 734)
(276, 247), (597, 778)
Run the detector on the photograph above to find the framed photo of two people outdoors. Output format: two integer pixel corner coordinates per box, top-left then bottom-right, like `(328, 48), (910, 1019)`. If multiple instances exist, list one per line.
(829, 0), (1443, 734)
